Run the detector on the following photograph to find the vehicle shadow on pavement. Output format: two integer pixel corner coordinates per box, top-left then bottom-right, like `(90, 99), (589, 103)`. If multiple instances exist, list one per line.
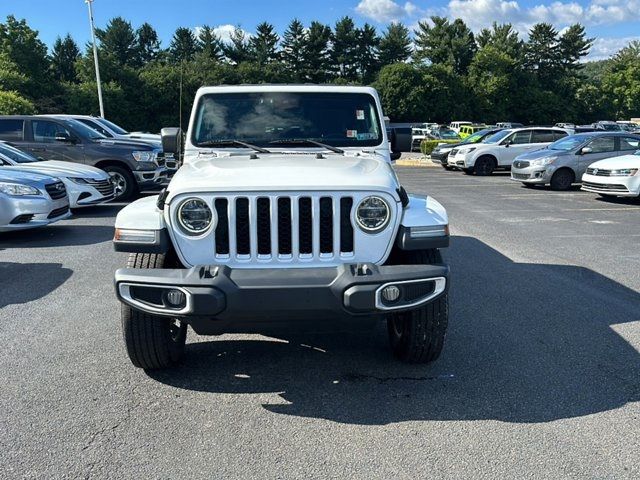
(0, 262), (72, 309)
(71, 204), (125, 218)
(149, 236), (640, 425)
(0, 224), (114, 248)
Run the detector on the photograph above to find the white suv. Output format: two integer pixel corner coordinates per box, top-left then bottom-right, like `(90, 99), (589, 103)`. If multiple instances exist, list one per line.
(112, 85), (451, 370)
(448, 127), (568, 176)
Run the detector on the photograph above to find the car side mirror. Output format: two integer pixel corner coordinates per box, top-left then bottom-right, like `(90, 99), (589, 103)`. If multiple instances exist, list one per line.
(161, 127), (183, 156)
(55, 132), (73, 143)
(502, 139), (511, 147)
(580, 146), (593, 155)
(389, 127), (412, 157)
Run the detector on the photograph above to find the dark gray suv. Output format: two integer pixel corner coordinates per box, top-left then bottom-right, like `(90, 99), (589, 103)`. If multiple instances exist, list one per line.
(0, 116), (168, 200)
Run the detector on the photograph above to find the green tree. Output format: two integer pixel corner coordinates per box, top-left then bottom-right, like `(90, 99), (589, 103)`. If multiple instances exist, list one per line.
(0, 52), (28, 91)
(601, 41), (640, 119)
(476, 23), (522, 59)
(331, 16), (359, 80)
(281, 19), (306, 81)
(355, 23), (380, 83)
(249, 22), (279, 65)
(136, 23), (161, 65)
(223, 26), (251, 64)
(96, 17), (138, 67)
(302, 21), (331, 82)
(0, 90), (35, 114)
(378, 23), (412, 66)
(414, 17), (476, 75)
(50, 34), (80, 83)
(558, 24), (593, 72)
(373, 63), (426, 121)
(169, 27), (200, 63)
(0, 15), (50, 98)
(198, 26), (223, 61)
(524, 23), (562, 87)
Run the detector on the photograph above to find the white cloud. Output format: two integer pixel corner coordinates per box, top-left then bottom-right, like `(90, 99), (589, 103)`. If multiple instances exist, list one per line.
(356, 0), (420, 23)
(587, 35), (640, 60)
(194, 24), (251, 43)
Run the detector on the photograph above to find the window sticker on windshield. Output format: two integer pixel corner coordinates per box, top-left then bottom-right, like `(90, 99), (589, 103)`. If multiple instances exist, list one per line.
(346, 130), (358, 138)
(356, 110), (365, 120)
(357, 132), (377, 140)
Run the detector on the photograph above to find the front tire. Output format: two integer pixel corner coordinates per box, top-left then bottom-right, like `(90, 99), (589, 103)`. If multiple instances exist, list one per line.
(474, 156), (496, 176)
(386, 249), (449, 364)
(550, 169), (574, 191)
(104, 165), (137, 201)
(121, 253), (187, 370)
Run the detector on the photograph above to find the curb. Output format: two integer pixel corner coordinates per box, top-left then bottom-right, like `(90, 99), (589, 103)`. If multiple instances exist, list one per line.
(395, 157), (440, 168)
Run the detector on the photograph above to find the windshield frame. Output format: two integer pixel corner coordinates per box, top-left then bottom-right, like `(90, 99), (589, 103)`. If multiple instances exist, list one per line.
(548, 134), (594, 152)
(190, 91), (385, 149)
(0, 142), (39, 163)
(484, 129), (513, 144)
(96, 117), (129, 135)
(61, 119), (107, 140)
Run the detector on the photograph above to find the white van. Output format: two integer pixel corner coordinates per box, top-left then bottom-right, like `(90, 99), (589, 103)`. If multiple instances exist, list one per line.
(449, 121), (472, 134)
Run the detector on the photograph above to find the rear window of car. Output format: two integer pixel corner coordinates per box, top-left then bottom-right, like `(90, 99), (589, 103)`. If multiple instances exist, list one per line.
(0, 119), (24, 141)
(620, 137), (640, 151)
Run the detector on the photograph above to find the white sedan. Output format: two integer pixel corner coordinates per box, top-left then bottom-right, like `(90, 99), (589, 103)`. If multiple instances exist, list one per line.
(581, 152), (640, 197)
(0, 142), (115, 208)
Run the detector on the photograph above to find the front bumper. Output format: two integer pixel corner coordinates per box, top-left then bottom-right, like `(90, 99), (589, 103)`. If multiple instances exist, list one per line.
(430, 151), (450, 164)
(133, 167), (168, 189)
(581, 173), (640, 197)
(0, 195), (71, 232)
(115, 263), (449, 329)
(64, 180), (115, 208)
(510, 166), (553, 184)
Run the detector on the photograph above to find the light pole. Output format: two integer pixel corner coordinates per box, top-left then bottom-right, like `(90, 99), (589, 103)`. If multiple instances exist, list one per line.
(85, 0), (104, 118)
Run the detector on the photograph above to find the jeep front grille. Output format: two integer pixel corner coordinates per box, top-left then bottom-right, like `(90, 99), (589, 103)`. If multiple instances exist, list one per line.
(213, 194), (355, 259)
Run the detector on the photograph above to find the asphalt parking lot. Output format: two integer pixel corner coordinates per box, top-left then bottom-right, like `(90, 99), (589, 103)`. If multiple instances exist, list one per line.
(1, 167), (639, 479)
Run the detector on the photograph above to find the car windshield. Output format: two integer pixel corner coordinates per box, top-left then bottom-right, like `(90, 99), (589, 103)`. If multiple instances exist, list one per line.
(0, 142), (38, 163)
(439, 129), (459, 139)
(62, 119), (106, 140)
(96, 117), (129, 135)
(549, 135), (593, 151)
(464, 129), (493, 144)
(192, 92), (383, 148)
(484, 130), (512, 144)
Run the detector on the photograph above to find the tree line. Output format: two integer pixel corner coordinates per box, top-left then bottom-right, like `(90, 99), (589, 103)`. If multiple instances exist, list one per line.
(0, 14), (638, 131)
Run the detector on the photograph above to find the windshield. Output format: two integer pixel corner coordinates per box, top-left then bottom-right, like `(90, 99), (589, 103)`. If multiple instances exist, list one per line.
(96, 117), (129, 135)
(439, 129), (459, 139)
(192, 92), (383, 148)
(549, 135), (593, 151)
(62, 119), (106, 140)
(464, 129), (494, 144)
(484, 130), (512, 144)
(0, 142), (38, 163)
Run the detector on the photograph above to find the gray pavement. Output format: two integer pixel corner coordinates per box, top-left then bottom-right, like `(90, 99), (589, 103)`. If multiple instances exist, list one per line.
(1, 168), (639, 479)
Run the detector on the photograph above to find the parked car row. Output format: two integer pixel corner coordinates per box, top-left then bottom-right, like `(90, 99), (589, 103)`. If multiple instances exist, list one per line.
(431, 127), (640, 198)
(0, 115), (173, 233)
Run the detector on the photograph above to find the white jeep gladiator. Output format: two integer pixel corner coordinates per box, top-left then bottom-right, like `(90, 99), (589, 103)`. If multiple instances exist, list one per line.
(113, 85), (450, 369)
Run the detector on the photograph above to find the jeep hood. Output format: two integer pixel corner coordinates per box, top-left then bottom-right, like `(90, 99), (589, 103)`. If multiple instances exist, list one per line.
(167, 153), (399, 199)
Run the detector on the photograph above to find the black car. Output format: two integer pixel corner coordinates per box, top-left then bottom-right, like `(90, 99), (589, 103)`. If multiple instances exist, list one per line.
(431, 128), (503, 169)
(0, 115), (167, 200)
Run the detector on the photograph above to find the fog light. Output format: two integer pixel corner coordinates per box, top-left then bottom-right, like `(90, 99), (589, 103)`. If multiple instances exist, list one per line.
(381, 285), (401, 303)
(165, 289), (186, 308)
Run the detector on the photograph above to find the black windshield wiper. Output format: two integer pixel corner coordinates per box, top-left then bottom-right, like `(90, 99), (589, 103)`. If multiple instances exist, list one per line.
(197, 139), (271, 153)
(268, 139), (344, 154)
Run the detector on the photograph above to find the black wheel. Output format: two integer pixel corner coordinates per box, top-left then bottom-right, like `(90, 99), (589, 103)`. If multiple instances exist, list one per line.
(121, 252), (187, 370)
(550, 169), (574, 191)
(104, 165), (137, 201)
(474, 156), (495, 176)
(386, 249), (449, 364)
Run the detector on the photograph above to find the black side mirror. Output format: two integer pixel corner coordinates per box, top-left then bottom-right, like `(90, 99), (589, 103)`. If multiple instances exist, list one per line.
(161, 127), (183, 156)
(55, 132), (73, 143)
(390, 127), (412, 156)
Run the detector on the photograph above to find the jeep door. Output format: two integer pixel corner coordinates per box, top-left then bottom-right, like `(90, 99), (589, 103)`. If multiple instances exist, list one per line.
(25, 119), (85, 164)
(578, 136), (617, 174)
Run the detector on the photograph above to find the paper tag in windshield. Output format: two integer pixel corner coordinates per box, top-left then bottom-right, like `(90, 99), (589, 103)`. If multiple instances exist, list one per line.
(357, 132), (377, 140)
(346, 130), (358, 138)
(356, 110), (365, 120)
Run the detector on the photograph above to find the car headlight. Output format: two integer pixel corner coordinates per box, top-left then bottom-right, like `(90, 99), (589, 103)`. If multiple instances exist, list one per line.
(68, 177), (88, 184)
(459, 147), (476, 155)
(132, 150), (158, 163)
(355, 196), (391, 233)
(610, 168), (638, 176)
(0, 182), (40, 196)
(177, 198), (214, 235)
(529, 156), (557, 167)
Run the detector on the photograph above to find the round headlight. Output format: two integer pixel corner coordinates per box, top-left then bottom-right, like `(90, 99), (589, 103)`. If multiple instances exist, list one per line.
(177, 198), (213, 235)
(356, 196), (390, 233)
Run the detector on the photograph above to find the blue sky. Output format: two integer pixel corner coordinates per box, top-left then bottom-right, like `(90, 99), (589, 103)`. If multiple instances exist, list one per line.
(1, 0), (638, 60)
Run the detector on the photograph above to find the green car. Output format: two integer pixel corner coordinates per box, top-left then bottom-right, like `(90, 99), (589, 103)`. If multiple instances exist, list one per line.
(459, 125), (487, 139)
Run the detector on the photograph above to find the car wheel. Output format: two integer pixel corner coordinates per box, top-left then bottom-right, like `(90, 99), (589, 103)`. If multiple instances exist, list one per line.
(121, 252), (187, 370)
(104, 165), (137, 201)
(386, 249), (449, 364)
(550, 169), (574, 191)
(474, 156), (495, 176)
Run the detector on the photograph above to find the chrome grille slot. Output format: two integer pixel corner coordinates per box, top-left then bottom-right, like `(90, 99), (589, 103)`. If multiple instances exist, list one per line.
(235, 198), (250, 255)
(277, 198), (292, 255)
(298, 197), (313, 255)
(256, 197), (271, 255)
(214, 199), (229, 255)
(319, 197), (333, 254)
